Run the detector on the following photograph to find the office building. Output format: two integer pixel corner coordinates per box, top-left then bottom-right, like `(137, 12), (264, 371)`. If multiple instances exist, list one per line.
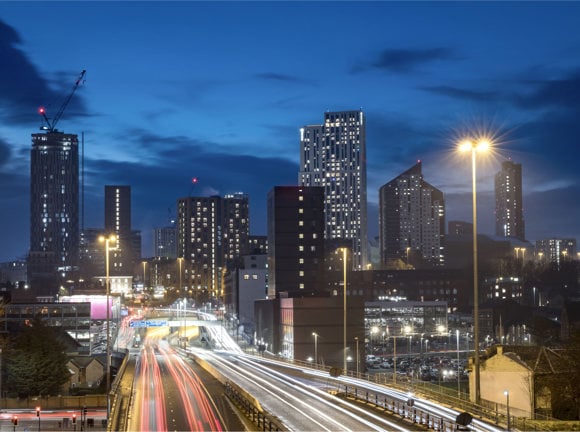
(379, 162), (445, 268)
(267, 186), (325, 297)
(29, 132), (79, 296)
(299, 110), (368, 269)
(495, 160), (525, 240)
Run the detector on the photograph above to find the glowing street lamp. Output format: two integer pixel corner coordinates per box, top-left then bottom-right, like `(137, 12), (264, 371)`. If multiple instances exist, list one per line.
(99, 234), (116, 424)
(312, 332), (319, 365)
(354, 336), (359, 375)
(340, 247), (348, 373)
(458, 137), (490, 404)
(456, 329), (461, 397)
(142, 260), (147, 291)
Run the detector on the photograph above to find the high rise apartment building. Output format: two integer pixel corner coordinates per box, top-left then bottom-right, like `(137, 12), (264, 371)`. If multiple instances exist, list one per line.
(222, 193), (250, 264)
(535, 238), (576, 266)
(154, 226), (178, 259)
(379, 162), (445, 268)
(495, 160), (525, 240)
(105, 186), (134, 276)
(29, 132), (79, 296)
(177, 193), (249, 303)
(267, 186), (325, 298)
(299, 110), (368, 269)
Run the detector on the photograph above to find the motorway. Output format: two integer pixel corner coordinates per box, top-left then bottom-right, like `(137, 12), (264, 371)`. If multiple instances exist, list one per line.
(115, 309), (504, 432)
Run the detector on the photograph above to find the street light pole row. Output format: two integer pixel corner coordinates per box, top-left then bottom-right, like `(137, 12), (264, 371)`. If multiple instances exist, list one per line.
(99, 234), (116, 425)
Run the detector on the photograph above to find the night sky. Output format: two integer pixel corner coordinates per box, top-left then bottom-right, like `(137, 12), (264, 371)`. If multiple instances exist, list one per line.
(1, 2), (580, 262)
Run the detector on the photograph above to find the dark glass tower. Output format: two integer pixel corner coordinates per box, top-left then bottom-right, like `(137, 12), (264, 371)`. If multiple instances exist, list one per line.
(29, 132), (79, 296)
(379, 162), (445, 268)
(267, 186), (325, 297)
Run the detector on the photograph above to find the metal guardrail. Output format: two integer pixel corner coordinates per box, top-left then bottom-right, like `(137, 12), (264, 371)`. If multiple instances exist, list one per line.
(341, 384), (461, 432)
(224, 381), (286, 431)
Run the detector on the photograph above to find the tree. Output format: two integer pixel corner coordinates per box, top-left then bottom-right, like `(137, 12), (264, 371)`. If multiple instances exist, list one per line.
(5, 317), (70, 397)
(557, 329), (580, 420)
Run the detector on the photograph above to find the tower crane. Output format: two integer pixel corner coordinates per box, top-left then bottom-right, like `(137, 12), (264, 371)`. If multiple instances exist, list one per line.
(38, 69), (86, 132)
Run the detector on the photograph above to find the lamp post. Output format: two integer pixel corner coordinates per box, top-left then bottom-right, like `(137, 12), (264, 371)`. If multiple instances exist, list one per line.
(178, 257), (183, 345)
(312, 332), (319, 366)
(354, 336), (359, 375)
(456, 329), (461, 397)
(459, 137), (489, 404)
(143, 261), (147, 291)
(393, 335), (397, 384)
(99, 234), (116, 424)
(341, 247), (348, 373)
(504, 390), (510, 431)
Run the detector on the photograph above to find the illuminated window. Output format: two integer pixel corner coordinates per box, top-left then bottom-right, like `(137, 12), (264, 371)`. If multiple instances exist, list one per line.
(243, 275), (250, 280)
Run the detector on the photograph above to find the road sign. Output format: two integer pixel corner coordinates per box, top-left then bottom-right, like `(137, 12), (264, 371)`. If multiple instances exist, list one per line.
(129, 320), (167, 328)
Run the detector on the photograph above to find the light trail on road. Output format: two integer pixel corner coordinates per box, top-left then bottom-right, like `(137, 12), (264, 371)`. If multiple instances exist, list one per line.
(194, 349), (408, 431)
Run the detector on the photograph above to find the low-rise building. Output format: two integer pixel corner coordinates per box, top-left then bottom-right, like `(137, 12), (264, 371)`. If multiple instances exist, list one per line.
(469, 345), (571, 419)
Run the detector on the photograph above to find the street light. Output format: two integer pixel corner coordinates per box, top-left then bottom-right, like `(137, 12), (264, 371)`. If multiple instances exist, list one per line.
(354, 336), (359, 375)
(99, 234), (116, 423)
(459, 137), (490, 404)
(340, 247), (348, 373)
(142, 260), (147, 291)
(177, 257), (183, 294)
(504, 390), (511, 431)
(456, 329), (461, 397)
(312, 332), (319, 366)
(177, 257), (183, 346)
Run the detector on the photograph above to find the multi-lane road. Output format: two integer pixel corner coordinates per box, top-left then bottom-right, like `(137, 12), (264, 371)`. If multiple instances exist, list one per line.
(118, 309), (503, 431)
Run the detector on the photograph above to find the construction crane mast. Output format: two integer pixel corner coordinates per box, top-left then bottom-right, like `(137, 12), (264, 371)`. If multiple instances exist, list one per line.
(38, 69), (86, 132)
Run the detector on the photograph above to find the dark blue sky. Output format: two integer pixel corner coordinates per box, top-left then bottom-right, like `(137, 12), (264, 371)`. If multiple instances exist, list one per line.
(1, 2), (580, 261)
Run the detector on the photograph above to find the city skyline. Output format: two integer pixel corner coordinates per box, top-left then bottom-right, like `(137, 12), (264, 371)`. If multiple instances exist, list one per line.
(1, 2), (580, 262)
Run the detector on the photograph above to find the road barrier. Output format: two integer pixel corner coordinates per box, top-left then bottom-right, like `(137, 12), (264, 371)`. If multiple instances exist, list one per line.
(224, 381), (285, 431)
(342, 384), (459, 432)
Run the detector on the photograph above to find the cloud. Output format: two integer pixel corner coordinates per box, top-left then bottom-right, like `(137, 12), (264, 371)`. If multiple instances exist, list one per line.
(352, 47), (461, 74)
(0, 19), (88, 127)
(81, 131), (299, 253)
(0, 138), (11, 167)
(254, 72), (312, 85)
(364, 110), (446, 195)
(514, 69), (580, 110)
(421, 85), (500, 102)
(524, 185), (580, 241)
